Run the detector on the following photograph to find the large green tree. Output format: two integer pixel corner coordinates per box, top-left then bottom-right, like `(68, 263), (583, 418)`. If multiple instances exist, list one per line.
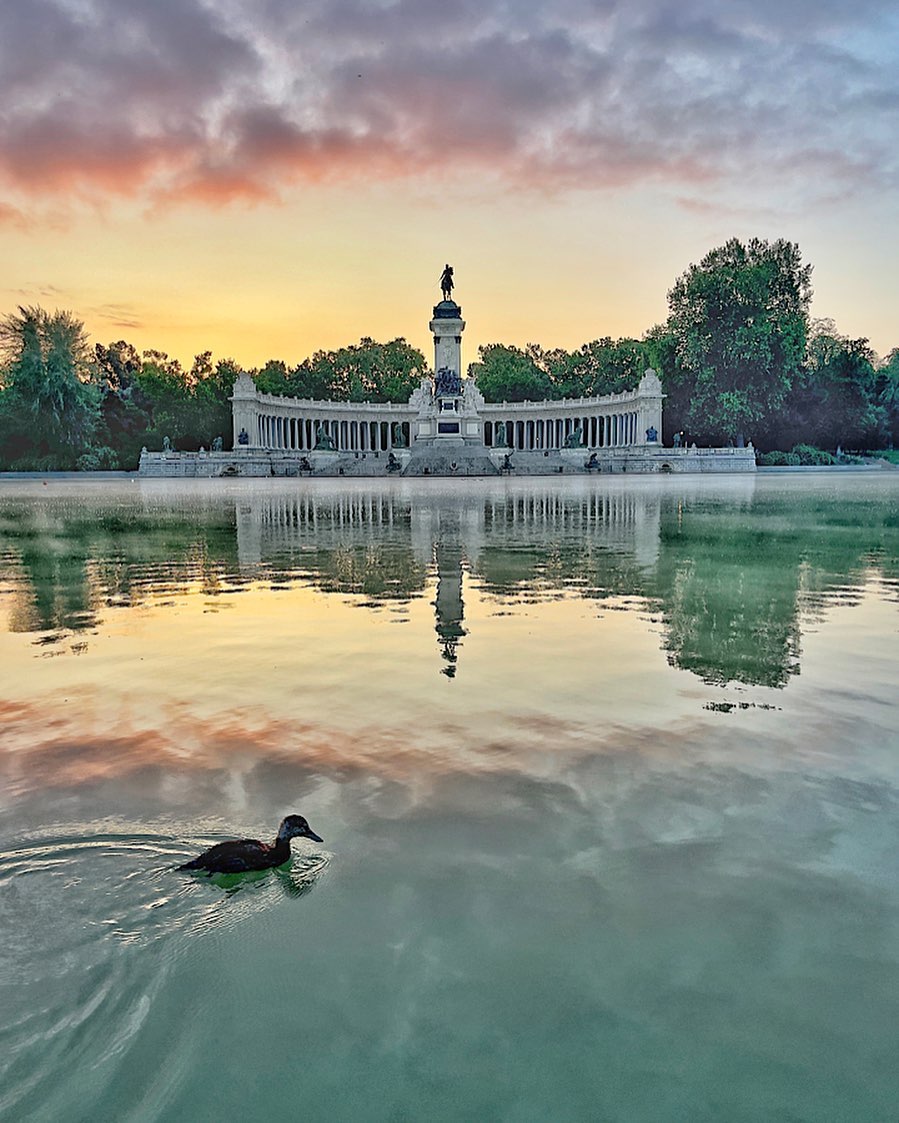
(131, 350), (238, 453)
(546, 337), (650, 399)
(0, 306), (100, 468)
(665, 238), (813, 445)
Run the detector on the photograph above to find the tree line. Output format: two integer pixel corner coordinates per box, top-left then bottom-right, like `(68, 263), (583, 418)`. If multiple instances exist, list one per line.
(1, 238), (897, 470)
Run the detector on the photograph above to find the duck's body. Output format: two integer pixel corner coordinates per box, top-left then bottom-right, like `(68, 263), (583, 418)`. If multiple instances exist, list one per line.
(178, 814), (323, 873)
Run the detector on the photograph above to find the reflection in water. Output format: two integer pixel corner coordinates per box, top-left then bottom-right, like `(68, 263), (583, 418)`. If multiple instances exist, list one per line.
(1, 476), (898, 687)
(2, 477), (899, 1121)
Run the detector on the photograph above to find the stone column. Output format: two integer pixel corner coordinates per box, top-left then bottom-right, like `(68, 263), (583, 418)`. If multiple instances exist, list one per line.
(637, 369), (664, 444)
(231, 371), (260, 448)
(429, 299), (465, 378)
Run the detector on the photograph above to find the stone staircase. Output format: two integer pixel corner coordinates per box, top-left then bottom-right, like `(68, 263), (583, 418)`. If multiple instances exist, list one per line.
(402, 446), (499, 477)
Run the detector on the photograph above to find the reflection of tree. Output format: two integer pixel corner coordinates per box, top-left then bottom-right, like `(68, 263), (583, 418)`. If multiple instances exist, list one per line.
(281, 544), (428, 602)
(0, 498), (240, 634)
(652, 523), (802, 687)
(246, 493), (428, 602)
(649, 491), (899, 687)
(3, 482), (896, 689)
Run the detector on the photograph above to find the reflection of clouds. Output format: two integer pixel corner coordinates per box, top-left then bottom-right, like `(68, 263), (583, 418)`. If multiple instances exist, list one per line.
(6, 688), (893, 816)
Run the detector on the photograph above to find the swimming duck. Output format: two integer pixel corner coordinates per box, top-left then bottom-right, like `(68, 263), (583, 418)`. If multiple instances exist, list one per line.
(177, 814), (323, 873)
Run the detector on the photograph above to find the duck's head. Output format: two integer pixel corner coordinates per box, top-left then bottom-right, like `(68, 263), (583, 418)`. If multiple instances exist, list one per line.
(278, 814), (323, 844)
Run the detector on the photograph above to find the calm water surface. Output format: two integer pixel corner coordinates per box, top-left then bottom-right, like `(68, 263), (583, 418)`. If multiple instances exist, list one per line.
(1, 474), (897, 1122)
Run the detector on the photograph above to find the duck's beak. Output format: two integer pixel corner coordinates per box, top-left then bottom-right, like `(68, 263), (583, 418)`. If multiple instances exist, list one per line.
(304, 827), (324, 843)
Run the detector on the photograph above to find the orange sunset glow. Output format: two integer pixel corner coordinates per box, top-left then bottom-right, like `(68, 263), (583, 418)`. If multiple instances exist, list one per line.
(1, 1), (897, 367)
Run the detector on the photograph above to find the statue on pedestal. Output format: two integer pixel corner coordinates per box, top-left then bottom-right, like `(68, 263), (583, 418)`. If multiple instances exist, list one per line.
(564, 425), (585, 448)
(439, 263), (454, 301)
(314, 424), (336, 451)
(392, 423), (407, 448)
(237, 428), (249, 446)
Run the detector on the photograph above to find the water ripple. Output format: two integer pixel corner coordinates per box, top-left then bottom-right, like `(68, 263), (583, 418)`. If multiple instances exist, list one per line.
(0, 826), (328, 1121)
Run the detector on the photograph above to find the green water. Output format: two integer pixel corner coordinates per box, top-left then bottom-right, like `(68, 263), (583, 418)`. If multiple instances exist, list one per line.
(1, 474), (897, 1122)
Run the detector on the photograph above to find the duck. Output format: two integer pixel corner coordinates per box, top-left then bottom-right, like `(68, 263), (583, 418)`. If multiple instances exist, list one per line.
(177, 814), (323, 873)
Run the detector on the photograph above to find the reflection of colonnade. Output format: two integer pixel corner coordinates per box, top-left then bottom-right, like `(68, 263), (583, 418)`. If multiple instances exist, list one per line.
(233, 481), (672, 673)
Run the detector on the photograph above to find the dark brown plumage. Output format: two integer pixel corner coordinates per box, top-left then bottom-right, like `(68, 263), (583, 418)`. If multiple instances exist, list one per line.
(177, 814), (323, 873)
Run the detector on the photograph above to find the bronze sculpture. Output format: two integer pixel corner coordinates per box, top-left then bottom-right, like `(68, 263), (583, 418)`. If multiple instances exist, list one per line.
(439, 263), (454, 301)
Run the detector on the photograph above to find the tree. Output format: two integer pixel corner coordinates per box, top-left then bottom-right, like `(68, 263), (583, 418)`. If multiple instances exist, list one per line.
(665, 238), (813, 445)
(131, 350), (190, 450)
(254, 359), (294, 397)
(306, 338), (426, 403)
(193, 357), (240, 448)
(0, 306), (100, 468)
(877, 348), (899, 447)
(546, 337), (650, 399)
(774, 321), (882, 450)
(95, 340), (142, 393)
(470, 344), (552, 402)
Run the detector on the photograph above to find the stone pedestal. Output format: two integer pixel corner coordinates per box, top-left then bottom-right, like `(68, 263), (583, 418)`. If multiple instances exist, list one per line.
(230, 371), (260, 448)
(424, 300), (468, 447)
(429, 300), (465, 376)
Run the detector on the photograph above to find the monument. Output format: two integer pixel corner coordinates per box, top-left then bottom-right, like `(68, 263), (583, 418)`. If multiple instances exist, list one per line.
(139, 264), (756, 477)
(400, 267), (497, 476)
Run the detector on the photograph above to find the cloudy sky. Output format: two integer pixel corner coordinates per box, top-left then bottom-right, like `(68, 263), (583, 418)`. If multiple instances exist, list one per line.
(1, 0), (897, 367)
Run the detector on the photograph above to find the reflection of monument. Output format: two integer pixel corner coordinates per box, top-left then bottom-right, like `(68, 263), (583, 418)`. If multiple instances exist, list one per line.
(434, 535), (466, 678)
(231, 481), (681, 677)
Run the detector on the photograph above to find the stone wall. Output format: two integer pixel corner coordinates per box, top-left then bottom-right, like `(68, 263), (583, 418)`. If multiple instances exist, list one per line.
(140, 445), (755, 477)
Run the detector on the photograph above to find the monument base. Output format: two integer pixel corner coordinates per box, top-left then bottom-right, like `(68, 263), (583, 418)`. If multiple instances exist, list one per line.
(139, 445), (756, 479)
(402, 442), (498, 477)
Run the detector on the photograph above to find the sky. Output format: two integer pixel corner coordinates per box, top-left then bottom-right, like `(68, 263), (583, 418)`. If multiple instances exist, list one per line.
(1, 0), (897, 371)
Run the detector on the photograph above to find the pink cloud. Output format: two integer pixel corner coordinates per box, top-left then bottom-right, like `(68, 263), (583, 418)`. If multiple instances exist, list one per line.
(0, 0), (895, 210)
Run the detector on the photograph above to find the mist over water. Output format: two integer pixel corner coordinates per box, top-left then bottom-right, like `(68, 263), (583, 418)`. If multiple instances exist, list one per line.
(1, 474), (897, 1121)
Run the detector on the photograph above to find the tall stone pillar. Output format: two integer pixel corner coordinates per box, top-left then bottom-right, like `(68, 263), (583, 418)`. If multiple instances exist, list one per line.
(637, 369), (664, 443)
(430, 299), (465, 381)
(427, 299), (467, 446)
(231, 371), (260, 448)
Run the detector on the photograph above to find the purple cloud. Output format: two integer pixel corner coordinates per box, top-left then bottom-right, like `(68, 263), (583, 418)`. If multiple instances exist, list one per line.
(0, 0), (895, 209)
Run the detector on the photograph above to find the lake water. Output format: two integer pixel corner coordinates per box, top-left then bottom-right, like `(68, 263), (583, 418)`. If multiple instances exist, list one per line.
(1, 473), (898, 1122)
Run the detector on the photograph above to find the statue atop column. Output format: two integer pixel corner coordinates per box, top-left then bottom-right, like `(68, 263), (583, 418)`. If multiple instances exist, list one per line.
(439, 264), (454, 301)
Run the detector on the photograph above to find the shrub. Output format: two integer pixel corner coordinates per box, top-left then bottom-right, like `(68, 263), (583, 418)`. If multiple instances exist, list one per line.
(791, 444), (834, 465)
(7, 452), (59, 472)
(75, 445), (120, 471)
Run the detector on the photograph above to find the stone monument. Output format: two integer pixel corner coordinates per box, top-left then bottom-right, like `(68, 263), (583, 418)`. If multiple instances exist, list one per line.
(425, 266), (466, 445)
